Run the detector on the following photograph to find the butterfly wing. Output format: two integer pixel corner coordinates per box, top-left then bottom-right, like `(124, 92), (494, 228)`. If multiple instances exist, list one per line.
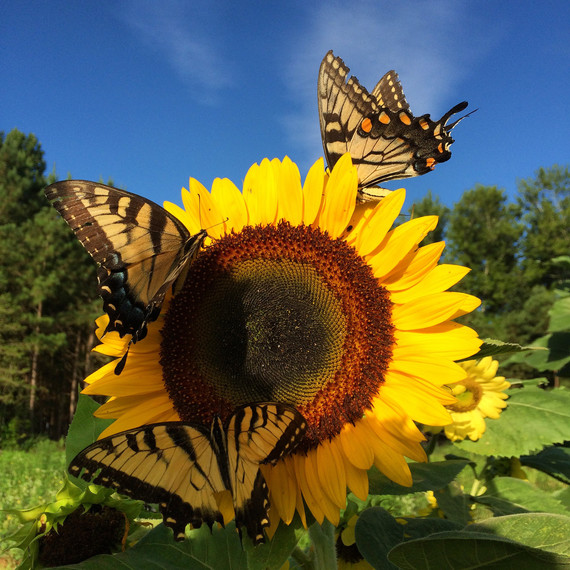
(45, 181), (207, 343)
(226, 403), (307, 544)
(318, 50), (378, 176)
(318, 51), (469, 202)
(350, 101), (469, 197)
(68, 422), (226, 540)
(371, 70), (409, 112)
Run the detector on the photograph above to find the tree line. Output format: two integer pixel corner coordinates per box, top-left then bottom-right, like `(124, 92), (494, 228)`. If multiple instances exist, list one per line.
(0, 128), (568, 444)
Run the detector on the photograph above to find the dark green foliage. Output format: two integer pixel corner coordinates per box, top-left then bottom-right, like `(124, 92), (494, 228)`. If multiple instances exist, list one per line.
(516, 165), (570, 289)
(0, 129), (102, 443)
(434, 166), (570, 350)
(446, 184), (523, 315)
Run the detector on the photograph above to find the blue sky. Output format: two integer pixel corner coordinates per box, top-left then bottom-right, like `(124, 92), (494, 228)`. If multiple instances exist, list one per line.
(2, 1), (569, 210)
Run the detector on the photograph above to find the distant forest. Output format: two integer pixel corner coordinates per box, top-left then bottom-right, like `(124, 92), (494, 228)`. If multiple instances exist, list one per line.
(1, 128), (569, 443)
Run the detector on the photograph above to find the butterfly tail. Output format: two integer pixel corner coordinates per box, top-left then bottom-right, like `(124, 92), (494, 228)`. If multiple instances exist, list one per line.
(234, 470), (271, 545)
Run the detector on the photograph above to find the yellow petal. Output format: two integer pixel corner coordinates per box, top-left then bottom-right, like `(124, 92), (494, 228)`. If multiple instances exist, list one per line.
(243, 159), (278, 225)
(302, 158), (325, 225)
(293, 452), (324, 524)
(83, 360), (119, 387)
(393, 329), (482, 361)
(369, 435), (413, 487)
(392, 292), (477, 330)
(181, 185), (202, 231)
(339, 421), (375, 470)
(369, 216), (438, 279)
(354, 188), (406, 256)
(276, 156), (303, 226)
(389, 356), (468, 386)
(317, 153), (357, 238)
(384, 241), (445, 290)
(304, 450), (341, 525)
(188, 178), (225, 239)
(163, 200), (198, 234)
(390, 265), (471, 304)
(369, 398), (425, 444)
(317, 440), (347, 509)
(342, 453), (369, 501)
(97, 394), (177, 438)
(210, 177), (248, 234)
(381, 380), (455, 426)
(263, 460), (297, 525)
(82, 359), (162, 396)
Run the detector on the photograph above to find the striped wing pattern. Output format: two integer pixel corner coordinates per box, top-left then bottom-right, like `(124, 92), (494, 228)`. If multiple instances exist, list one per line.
(45, 181), (207, 345)
(69, 403), (307, 544)
(318, 50), (469, 201)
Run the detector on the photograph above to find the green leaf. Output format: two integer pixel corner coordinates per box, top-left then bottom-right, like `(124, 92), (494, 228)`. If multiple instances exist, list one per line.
(368, 460), (470, 495)
(51, 522), (249, 569)
(469, 339), (538, 359)
(393, 517), (463, 539)
(520, 332), (570, 372)
(389, 513), (570, 569)
(521, 447), (570, 485)
(308, 519), (337, 570)
(465, 513), (570, 555)
(244, 516), (301, 570)
(476, 477), (568, 516)
(453, 387), (570, 457)
(354, 507), (404, 569)
(434, 481), (472, 525)
(548, 296), (570, 333)
(65, 394), (114, 467)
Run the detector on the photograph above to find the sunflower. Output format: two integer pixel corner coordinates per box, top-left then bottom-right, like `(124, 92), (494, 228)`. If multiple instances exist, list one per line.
(336, 514), (374, 570)
(436, 356), (510, 442)
(82, 154), (481, 530)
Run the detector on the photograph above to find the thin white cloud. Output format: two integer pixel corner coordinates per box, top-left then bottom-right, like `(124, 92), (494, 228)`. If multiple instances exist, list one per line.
(283, 0), (498, 169)
(121, 0), (232, 103)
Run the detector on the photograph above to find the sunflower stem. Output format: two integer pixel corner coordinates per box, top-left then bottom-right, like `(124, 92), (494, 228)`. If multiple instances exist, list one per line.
(290, 545), (314, 569)
(308, 520), (337, 570)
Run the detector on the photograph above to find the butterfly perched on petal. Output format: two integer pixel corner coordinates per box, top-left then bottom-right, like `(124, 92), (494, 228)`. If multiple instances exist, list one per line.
(318, 50), (470, 201)
(68, 402), (307, 544)
(45, 181), (207, 372)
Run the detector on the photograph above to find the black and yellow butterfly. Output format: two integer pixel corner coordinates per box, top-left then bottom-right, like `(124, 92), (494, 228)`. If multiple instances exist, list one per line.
(68, 402), (307, 544)
(318, 50), (470, 201)
(45, 180), (207, 372)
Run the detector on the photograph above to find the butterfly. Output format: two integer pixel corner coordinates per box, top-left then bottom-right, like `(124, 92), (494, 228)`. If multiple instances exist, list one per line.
(318, 50), (470, 201)
(68, 402), (307, 544)
(45, 180), (207, 373)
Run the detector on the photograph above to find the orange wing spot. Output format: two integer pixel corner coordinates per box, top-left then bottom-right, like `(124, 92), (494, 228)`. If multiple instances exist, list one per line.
(426, 158), (436, 169)
(379, 112), (390, 125)
(399, 112), (412, 126)
(419, 118), (429, 130)
(361, 117), (373, 133)
(438, 143), (444, 153)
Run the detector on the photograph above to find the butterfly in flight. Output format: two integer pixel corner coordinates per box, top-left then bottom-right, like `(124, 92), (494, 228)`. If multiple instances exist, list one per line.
(68, 402), (307, 544)
(318, 50), (470, 202)
(45, 181), (207, 373)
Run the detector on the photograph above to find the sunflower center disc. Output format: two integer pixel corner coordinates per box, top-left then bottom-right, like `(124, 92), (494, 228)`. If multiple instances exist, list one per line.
(160, 222), (394, 446)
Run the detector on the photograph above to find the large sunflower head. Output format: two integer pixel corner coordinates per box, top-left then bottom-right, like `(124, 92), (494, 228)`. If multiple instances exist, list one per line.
(83, 154), (481, 528)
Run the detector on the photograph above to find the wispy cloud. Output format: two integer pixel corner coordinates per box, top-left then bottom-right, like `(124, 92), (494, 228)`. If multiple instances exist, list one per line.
(121, 0), (233, 104)
(283, 0), (498, 169)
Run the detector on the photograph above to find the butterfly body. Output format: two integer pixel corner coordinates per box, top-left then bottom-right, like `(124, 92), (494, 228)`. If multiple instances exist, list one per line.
(318, 51), (469, 201)
(69, 403), (307, 544)
(45, 181), (207, 350)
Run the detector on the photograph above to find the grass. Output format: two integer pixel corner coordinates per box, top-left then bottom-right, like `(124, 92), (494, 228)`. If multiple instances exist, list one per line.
(0, 439), (66, 568)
